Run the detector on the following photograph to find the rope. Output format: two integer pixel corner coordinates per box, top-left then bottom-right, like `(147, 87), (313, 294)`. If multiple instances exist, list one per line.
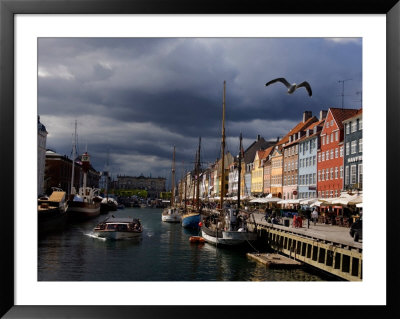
(246, 237), (259, 254)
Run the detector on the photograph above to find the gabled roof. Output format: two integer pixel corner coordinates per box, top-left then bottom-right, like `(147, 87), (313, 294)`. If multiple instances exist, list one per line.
(342, 108), (362, 123)
(243, 137), (276, 164)
(329, 108), (360, 130)
(279, 116), (318, 147)
(297, 119), (325, 143)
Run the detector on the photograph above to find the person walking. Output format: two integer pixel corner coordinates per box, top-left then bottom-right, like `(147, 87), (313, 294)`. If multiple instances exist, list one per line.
(311, 207), (318, 226)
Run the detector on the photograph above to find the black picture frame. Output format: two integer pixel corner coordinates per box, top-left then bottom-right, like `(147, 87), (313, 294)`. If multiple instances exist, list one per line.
(1, 0), (399, 318)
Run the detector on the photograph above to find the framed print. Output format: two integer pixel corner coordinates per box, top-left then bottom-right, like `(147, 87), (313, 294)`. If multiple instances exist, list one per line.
(1, 0), (399, 318)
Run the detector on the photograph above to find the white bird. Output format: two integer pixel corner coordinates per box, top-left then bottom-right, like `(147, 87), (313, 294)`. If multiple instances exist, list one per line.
(265, 78), (312, 97)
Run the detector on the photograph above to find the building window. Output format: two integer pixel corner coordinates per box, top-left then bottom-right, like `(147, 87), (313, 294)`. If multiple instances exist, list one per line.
(358, 164), (363, 186)
(330, 120), (333, 126)
(350, 165), (357, 184)
(330, 149), (334, 159)
(299, 144), (303, 153)
(318, 170), (321, 182)
(359, 118), (362, 130)
(335, 190), (338, 197)
(345, 166), (349, 185)
(335, 167), (338, 179)
(335, 131), (339, 141)
(318, 191), (321, 197)
(351, 140), (357, 154)
(322, 191), (325, 198)
(335, 148), (338, 158)
(340, 166), (343, 178)
(351, 121), (357, 133)
(313, 173), (316, 184)
(318, 153), (321, 162)
(359, 138), (363, 153)
(326, 151), (329, 161)
(345, 123), (349, 134)
(321, 169), (325, 181)
(313, 156), (316, 166)
(322, 136), (325, 145)
(331, 133), (334, 143)
(330, 168), (333, 180)
(326, 121), (329, 128)
(326, 135), (329, 145)
(346, 142), (350, 155)
(322, 152), (325, 161)
(340, 146), (343, 157)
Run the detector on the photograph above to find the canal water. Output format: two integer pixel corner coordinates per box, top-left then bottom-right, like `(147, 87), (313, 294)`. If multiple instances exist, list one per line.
(38, 207), (335, 281)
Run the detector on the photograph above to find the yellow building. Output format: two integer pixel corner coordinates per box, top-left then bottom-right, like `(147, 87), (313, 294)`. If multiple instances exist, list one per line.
(251, 150), (264, 195)
(270, 147), (283, 198)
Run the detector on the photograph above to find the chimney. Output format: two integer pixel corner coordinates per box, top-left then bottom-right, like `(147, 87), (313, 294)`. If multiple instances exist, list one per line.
(257, 134), (261, 141)
(319, 110), (328, 121)
(303, 111), (312, 123)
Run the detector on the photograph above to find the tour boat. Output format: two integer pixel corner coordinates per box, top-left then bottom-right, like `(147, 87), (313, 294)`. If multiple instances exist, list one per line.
(93, 216), (143, 240)
(200, 82), (257, 246)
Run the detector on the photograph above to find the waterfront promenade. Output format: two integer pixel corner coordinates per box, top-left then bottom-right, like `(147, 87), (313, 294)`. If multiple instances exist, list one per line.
(250, 212), (362, 250)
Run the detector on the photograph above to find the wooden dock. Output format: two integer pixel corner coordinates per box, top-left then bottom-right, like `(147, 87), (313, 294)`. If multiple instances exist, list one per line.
(247, 253), (302, 268)
(246, 213), (363, 281)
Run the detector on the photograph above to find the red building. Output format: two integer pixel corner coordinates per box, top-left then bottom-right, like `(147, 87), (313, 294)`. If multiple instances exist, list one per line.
(317, 108), (359, 198)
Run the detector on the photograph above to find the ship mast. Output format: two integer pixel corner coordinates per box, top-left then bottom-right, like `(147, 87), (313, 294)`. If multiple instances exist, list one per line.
(220, 81), (226, 210)
(196, 137), (201, 211)
(171, 146), (176, 207)
(237, 133), (243, 211)
(70, 120), (77, 196)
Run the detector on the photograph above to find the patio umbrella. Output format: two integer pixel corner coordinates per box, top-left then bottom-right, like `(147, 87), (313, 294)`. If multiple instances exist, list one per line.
(348, 195), (363, 205)
(356, 202), (363, 208)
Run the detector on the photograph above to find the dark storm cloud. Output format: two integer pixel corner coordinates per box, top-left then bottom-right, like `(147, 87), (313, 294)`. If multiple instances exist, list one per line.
(38, 37), (362, 180)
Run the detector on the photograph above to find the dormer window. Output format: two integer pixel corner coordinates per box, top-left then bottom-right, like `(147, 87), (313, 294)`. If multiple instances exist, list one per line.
(289, 136), (292, 143)
(313, 126), (317, 134)
(306, 130), (309, 137)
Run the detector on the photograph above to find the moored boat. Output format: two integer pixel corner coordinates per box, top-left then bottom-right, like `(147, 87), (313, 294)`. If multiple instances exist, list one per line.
(200, 81), (257, 246)
(182, 137), (202, 229)
(93, 216), (143, 240)
(38, 188), (68, 234)
(181, 212), (201, 228)
(162, 146), (182, 223)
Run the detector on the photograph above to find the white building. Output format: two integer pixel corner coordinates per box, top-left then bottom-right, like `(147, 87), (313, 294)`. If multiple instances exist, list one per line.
(37, 116), (48, 195)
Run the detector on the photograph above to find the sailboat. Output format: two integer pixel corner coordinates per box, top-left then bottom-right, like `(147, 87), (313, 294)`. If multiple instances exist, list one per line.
(181, 138), (202, 228)
(67, 121), (101, 219)
(201, 81), (258, 246)
(162, 146), (181, 223)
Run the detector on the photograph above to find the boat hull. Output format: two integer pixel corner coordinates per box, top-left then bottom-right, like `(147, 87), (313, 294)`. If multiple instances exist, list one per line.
(181, 213), (201, 228)
(67, 202), (100, 219)
(93, 230), (142, 240)
(201, 226), (257, 246)
(162, 208), (181, 223)
(162, 214), (181, 223)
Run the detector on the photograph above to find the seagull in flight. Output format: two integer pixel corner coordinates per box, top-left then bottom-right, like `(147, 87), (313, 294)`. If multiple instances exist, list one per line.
(265, 78), (312, 97)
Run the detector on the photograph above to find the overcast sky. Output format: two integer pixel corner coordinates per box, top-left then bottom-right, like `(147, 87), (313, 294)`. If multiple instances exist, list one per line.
(38, 37), (362, 185)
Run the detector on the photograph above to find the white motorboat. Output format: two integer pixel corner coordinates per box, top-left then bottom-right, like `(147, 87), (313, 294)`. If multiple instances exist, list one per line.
(93, 217), (142, 240)
(162, 207), (181, 223)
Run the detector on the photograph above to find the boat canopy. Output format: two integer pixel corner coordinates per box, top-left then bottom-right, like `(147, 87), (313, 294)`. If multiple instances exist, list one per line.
(103, 217), (140, 223)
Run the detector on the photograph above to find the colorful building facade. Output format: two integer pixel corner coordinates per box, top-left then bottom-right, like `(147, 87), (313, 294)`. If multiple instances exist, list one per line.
(317, 108), (359, 198)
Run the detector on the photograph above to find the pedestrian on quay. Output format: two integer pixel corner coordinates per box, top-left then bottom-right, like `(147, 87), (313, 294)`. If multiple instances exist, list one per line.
(311, 207), (318, 226)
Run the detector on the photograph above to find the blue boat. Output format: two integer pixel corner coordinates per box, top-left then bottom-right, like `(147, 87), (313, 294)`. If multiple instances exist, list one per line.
(181, 212), (201, 228)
